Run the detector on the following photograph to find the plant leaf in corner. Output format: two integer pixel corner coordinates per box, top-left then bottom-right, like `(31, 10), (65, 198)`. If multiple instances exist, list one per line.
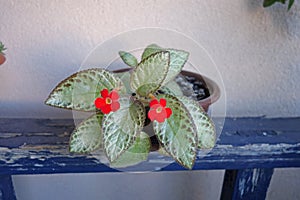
(131, 51), (170, 96)
(110, 132), (151, 168)
(178, 96), (216, 149)
(153, 94), (197, 169)
(69, 113), (104, 153)
(119, 51), (138, 67)
(102, 98), (144, 162)
(45, 69), (124, 111)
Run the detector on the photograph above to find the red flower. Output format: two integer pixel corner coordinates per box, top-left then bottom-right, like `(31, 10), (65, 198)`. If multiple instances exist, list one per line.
(94, 89), (120, 114)
(148, 98), (172, 123)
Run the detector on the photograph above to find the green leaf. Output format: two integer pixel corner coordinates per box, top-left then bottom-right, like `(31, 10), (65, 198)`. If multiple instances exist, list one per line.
(263, 0), (279, 7)
(69, 113), (104, 153)
(110, 132), (151, 168)
(161, 80), (183, 96)
(136, 83), (161, 97)
(102, 98), (144, 162)
(141, 44), (163, 60)
(162, 49), (189, 85)
(115, 71), (133, 93)
(153, 94), (197, 169)
(131, 51), (170, 96)
(119, 51), (138, 67)
(141, 44), (189, 85)
(288, 0), (294, 10)
(0, 42), (6, 54)
(129, 100), (146, 127)
(178, 96), (216, 149)
(45, 69), (124, 111)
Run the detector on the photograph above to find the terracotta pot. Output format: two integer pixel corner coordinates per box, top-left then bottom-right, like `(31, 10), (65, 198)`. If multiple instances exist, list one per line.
(114, 68), (220, 112)
(0, 53), (5, 65)
(180, 70), (220, 112)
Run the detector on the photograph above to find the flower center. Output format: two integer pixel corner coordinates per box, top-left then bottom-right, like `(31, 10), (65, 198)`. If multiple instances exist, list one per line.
(156, 106), (163, 113)
(106, 98), (112, 104)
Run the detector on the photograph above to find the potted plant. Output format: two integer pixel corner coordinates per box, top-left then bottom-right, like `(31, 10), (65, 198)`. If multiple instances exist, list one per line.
(0, 42), (6, 65)
(45, 44), (220, 169)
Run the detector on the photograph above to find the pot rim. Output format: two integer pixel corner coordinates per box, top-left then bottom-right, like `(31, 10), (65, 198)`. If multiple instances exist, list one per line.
(180, 70), (220, 110)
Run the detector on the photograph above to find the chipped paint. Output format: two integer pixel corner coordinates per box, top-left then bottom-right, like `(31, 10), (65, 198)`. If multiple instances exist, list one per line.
(0, 118), (299, 174)
(234, 168), (274, 199)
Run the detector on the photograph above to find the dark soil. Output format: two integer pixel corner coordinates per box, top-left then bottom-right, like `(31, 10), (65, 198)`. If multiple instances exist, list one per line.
(175, 74), (210, 101)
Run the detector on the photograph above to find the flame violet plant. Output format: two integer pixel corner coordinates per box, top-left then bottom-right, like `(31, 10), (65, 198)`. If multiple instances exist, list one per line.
(45, 44), (216, 169)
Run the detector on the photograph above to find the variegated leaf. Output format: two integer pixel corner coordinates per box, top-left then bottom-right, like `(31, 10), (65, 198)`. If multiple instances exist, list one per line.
(161, 80), (183, 96)
(162, 49), (189, 85)
(45, 69), (124, 111)
(69, 113), (104, 153)
(137, 83), (160, 97)
(130, 51), (170, 95)
(102, 98), (144, 162)
(129, 100), (146, 127)
(119, 51), (138, 67)
(141, 44), (189, 85)
(115, 71), (133, 93)
(110, 132), (151, 168)
(153, 94), (197, 169)
(141, 44), (163, 60)
(178, 96), (216, 149)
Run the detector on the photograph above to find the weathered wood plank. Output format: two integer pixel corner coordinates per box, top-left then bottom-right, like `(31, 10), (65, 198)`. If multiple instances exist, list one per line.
(0, 175), (17, 200)
(0, 117), (299, 174)
(220, 168), (274, 200)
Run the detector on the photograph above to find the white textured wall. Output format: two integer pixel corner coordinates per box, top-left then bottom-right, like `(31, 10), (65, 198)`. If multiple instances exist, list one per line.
(0, 0), (300, 118)
(1, 1), (300, 200)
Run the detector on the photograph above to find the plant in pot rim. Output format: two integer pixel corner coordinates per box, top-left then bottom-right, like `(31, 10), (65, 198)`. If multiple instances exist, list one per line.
(45, 44), (218, 169)
(0, 42), (6, 65)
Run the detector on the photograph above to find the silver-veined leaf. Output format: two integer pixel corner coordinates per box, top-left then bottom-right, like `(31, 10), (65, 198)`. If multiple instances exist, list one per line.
(161, 80), (183, 96)
(153, 94), (197, 169)
(110, 132), (150, 168)
(162, 49), (189, 85)
(137, 83), (160, 97)
(115, 71), (133, 93)
(178, 96), (216, 149)
(141, 44), (189, 85)
(102, 98), (145, 162)
(131, 51), (170, 96)
(119, 51), (138, 67)
(141, 44), (163, 60)
(69, 113), (104, 153)
(129, 100), (146, 127)
(45, 69), (124, 111)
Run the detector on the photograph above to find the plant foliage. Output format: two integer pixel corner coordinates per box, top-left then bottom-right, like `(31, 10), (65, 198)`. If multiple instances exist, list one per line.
(46, 44), (217, 169)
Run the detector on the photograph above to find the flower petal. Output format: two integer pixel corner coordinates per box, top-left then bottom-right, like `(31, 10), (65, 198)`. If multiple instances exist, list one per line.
(165, 107), (172, 118)
(111, 101), (120, 112)
(101, 89), (109, 98)
(100, 104), (112, 114)
(94, 98), (106, 109)
(149, 99), (159, 108)
(148, 109), (157, 121)
(159, 98), (167, 107)
(110, 90), (119, 100)
(156, 111), (167, 123)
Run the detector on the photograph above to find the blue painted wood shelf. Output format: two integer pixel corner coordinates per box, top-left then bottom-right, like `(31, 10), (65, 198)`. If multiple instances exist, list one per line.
(0, 117), (299, 200)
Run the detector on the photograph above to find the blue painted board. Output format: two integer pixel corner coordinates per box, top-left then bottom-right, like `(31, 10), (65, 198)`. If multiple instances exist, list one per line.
(0, 117), (299, 174)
